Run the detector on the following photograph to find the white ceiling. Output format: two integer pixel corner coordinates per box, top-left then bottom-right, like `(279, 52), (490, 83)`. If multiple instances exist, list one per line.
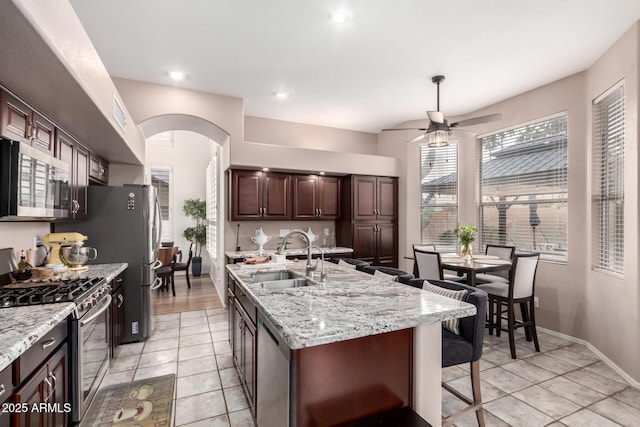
(69, 0), (640, 133)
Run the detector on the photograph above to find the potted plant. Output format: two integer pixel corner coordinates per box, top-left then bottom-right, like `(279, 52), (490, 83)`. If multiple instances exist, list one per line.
(182, 198), (206, 276)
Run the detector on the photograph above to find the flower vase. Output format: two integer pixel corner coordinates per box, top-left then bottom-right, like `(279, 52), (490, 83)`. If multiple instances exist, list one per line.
(460, 243), (473, 262)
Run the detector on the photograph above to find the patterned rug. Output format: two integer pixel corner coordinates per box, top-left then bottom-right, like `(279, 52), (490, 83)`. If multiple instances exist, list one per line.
(81, 374), (175, 426)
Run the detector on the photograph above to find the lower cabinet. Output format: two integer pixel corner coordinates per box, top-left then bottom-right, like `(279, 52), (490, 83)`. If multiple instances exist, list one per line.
(228, 276), (257, 416)
(350, 222), (398, 267)
(0, 364), (11, 427)
(13, 343), (68, 427)
(110, 273), (126, 356)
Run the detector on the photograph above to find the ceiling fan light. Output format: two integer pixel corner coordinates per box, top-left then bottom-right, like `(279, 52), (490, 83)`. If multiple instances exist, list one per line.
(427, 130), (449, 148)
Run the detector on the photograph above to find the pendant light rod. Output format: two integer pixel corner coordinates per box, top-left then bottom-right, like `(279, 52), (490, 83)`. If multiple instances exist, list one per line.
(431, 75), (445, 111)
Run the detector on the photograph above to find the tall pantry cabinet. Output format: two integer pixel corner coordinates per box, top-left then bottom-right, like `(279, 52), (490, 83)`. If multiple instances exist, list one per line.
(336, 175), (398, 267)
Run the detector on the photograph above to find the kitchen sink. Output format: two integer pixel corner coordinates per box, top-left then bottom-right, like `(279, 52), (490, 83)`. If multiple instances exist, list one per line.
(252, 270), (297, 282)
(261, 278), (316, 290)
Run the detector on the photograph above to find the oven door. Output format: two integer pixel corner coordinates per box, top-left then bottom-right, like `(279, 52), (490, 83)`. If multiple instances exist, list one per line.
(70, 294), (112, 423)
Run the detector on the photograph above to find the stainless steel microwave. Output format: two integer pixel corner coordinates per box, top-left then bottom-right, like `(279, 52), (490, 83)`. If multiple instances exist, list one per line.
(0, 139), (70, 220)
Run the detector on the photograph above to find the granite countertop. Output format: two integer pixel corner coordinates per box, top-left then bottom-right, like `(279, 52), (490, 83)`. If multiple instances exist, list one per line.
(225, 246), (353, 259)
(0, 263), (128, 372)
(226, 261), (476, 350)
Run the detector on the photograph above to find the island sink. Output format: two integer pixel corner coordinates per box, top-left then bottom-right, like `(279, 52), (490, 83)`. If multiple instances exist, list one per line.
(251, 270), (296, 282)
(261, 278), (316, 290)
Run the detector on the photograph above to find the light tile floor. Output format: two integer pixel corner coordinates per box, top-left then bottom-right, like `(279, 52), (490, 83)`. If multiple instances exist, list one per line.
(445, 329), (640, 426)
(103, 308), (255, 427)
(104, 308), (640, 427)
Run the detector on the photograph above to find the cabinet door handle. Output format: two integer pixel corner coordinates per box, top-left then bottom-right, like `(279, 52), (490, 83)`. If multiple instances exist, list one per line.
(0, 384), (5, 397)
(117, 294), (124, 308)
(49, 372), (57, 400)
(42, 338), (56, 350)
(43, 377), (53, 402)
(318, 208), (322, 216)
(72, 200), (80, 214)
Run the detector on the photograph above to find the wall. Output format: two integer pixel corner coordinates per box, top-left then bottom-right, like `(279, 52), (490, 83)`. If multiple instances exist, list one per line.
(231, 220), (336, 253)
(145, 131), (215, 275)
(0, 223), (50, 266)
(379, 24), (640, 382)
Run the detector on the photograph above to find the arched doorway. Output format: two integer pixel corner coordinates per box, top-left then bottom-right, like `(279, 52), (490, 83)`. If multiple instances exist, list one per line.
(139, 114), (230, 302)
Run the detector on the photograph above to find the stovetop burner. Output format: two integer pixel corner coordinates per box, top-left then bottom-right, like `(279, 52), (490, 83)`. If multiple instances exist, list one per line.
(0, 277), (108, 309)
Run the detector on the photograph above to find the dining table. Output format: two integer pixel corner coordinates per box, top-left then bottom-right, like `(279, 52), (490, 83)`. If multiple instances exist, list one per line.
(439, 254), (512, 287)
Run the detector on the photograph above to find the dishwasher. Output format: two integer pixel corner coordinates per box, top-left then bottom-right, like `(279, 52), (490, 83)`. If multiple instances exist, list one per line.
(257, 312), (291, 427)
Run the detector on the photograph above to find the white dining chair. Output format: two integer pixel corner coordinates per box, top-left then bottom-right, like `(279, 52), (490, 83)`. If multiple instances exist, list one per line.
(413, 247), (464, 282)
(475, 244), (515, 284)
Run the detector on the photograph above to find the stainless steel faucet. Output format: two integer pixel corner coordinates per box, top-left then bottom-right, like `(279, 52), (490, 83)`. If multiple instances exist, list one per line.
(312, 245), (327, 282)
(277, 229), (318, 278)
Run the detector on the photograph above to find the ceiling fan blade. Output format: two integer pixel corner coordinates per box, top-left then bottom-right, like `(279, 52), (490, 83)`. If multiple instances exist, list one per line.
(381, 127), (427, 131)
(451, 128), (475, 138)
(406, 133), (427, 143)
(450, 113), (503, 128)
(427, 111), (444, 124)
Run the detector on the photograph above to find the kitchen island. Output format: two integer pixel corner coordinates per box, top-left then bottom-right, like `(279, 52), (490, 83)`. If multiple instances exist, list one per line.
(226, 260), (475, 427)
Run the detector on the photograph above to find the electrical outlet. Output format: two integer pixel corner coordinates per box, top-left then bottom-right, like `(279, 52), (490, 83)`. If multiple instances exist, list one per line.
(132, 321), (139, 334)
(534, 297), (539, 308)
(279, 229), (289, 237)
(324, 228), (330, 235)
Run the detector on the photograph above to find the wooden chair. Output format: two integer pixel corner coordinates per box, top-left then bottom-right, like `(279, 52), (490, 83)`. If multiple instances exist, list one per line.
(477, 253), (541, 359)
(475, 244), (515, 284)
(173, 243), (193, 288)
(156, 246), (178, 296)
(412, 247), (464, 282)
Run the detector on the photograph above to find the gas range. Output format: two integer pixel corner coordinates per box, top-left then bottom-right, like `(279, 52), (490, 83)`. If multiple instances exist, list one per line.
(0, 277), (110, 315)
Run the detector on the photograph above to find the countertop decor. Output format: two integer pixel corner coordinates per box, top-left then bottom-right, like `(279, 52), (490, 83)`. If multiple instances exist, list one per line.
(224, 246), (353, 260)
(226, 261), (475, 349)
(0, 263), (127, 371)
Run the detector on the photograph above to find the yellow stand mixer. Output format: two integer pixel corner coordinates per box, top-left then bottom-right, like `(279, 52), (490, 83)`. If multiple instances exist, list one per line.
(43, 232), (93, 272)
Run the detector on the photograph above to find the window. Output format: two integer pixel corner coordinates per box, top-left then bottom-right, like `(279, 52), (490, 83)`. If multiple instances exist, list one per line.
(420, 143), (458, 250)
(478, 113), (568, 262)
(592, 83), (624, 275)
(206, 152), (218, 260)
(149, 167), (172, 242)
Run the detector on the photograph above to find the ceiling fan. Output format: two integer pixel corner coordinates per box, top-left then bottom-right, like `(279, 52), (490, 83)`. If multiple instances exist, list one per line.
(382, 75), (503, 147)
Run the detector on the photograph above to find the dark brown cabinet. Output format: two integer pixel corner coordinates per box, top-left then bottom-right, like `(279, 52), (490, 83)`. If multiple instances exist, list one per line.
(1, 90), (55, 155)
(293, 175), (341, 220)
(228, 276), (257, 415)
(230, 170), (291, 220)
(0, 364), (11, 427)
(89, 154), (109, 184)
(353, 175), (397, 221)
(56, 129), (88, 218)
(14, 343), (67, 427)
(337, 175), (399, 267)
(110, 273), (125, 356)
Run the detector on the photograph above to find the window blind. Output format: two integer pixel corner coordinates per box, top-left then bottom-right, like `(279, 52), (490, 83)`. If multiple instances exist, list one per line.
(592, 84), (624, 275)
(478, 113), (568, 262)
(150, 167), (172, 242)
(420, 143), (458, 250)
(206, 153), (218, 260)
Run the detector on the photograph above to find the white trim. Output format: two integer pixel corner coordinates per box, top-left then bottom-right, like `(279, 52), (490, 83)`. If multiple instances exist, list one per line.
(538, 326), (640, 389)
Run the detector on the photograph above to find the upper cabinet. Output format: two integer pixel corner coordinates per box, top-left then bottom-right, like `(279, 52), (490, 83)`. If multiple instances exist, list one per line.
(292, 175), (341, 220)
(230, 170), (291, 220)
(1, 89), (55, 154)
(56, 129), (89, 219)
(352, 175), (397, 221)
(89, 153), (109, 184)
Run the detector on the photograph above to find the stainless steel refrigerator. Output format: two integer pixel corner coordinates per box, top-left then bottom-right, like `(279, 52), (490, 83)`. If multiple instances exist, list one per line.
(55, 184), (161, 343)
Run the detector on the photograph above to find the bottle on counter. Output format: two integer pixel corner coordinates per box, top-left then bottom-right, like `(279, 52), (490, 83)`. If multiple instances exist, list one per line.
(17, 250), (32, 273)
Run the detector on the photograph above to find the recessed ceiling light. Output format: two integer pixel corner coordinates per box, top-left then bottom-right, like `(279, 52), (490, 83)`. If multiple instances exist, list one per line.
(262, 167), (269, 171)
(274, 91), (290, 99)
(169, 70), (185, 81)
(319, 171), (326, 175)
(330, 9), (353, 25)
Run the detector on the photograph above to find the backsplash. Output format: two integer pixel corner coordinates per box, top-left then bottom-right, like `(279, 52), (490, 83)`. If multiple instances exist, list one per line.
(0, 222), (50, 261)
(230, 220), (336, 252)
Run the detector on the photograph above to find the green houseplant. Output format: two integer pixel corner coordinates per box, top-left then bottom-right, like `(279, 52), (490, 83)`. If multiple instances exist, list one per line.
(454, 221), (477, 260)
(182, 198), (206, 276)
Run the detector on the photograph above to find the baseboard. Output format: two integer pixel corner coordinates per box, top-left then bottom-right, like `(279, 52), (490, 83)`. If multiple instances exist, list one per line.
(538, 326), (640, 389)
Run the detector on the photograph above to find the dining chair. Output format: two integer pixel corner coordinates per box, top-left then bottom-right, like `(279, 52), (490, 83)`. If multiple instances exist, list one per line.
(477, 253), (540, 359)
(362, 265), (414, 285)
(412, 243), (436, 252)
(173, 242), (193, 288)
(413, 247), (464, 282)
(474, 244), (515, 284)
(156, 246), (179, 296)
(408, 278), (488, 427)
(328, 257), (370, 271)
